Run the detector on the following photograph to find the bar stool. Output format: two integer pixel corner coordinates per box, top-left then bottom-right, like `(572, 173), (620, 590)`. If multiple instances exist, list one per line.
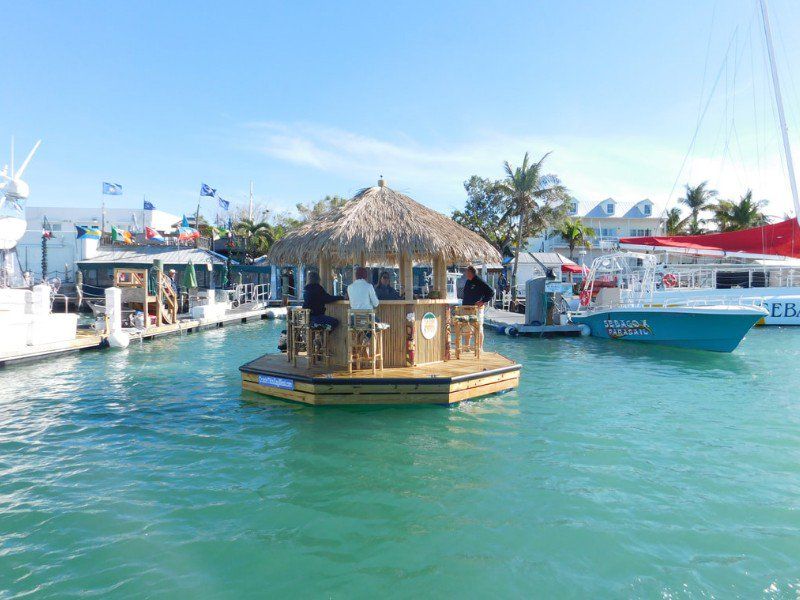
(307, 320), (333, 369)
(287, 307), (310, 367)
(453, 305), (483, 359)
(347, 310), (389, 374)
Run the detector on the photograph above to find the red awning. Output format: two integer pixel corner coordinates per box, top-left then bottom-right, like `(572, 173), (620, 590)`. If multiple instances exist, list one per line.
(561, 263), (587, 274)
(620, 218), (800, 259)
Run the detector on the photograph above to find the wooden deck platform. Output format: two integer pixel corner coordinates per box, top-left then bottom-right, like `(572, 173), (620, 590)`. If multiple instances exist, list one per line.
(240, 352), (521, 405)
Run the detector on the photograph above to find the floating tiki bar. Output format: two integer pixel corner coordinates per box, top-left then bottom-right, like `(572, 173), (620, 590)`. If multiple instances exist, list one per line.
(239, 180), (521, 405)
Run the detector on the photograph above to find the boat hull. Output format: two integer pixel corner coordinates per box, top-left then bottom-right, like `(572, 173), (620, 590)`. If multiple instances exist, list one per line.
(571, 306), (766, 352)
(643, 288), (800, 326)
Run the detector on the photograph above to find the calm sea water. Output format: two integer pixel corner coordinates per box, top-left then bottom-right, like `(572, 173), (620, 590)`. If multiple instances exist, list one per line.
(1, 321), (799, 598)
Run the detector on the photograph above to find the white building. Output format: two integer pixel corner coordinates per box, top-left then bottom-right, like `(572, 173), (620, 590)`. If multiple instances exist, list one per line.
(528, 197), (665, 264)
(16, 206), (179, 281)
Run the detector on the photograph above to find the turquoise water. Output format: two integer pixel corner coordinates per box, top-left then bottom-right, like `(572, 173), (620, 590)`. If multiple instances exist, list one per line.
(1, 322), (799, 598)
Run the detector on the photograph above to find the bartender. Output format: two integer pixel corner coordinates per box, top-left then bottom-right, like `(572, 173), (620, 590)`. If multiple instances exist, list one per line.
(461, 266), (494, 307)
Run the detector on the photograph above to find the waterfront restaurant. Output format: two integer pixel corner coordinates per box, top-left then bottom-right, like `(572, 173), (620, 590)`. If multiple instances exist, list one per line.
(239, 179), (522, 405)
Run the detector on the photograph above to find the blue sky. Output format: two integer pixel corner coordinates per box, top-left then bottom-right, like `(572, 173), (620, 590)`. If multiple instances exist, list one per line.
(6, 0), (800, 220)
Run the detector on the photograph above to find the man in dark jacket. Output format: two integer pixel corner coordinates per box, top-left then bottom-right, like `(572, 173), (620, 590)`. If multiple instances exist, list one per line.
(303, 271), (343, 329)
(462, 266), (494, 307)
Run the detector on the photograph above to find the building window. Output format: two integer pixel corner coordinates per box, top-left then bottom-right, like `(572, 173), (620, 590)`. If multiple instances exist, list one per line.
(643, 204), (651, 216)
(51, 223), (62, 232)
(606, 203), (614, 215)
(569, 201), (578, 215)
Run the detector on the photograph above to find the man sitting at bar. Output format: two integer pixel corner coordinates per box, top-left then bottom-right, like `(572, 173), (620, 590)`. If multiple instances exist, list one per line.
(347, 267), (380, 309)
(303, 271), (344, 329)
(374, 271), (401, 300)
(462, 266), (494, 307)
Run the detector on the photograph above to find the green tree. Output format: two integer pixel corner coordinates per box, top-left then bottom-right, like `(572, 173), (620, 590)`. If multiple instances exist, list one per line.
(679, 182), (717, 235)
(496, 152), (569, 301)
(296, 195), (347, 221)
(665, 207), (687, 235)
(233, 218), (277, 259)
(557, 217), (595, 259)
(711, 190), (769, 232)
(451, 176), (534, 255)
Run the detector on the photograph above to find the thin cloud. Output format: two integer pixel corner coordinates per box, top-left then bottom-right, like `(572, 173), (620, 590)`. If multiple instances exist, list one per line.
(244, 121), (797, 217)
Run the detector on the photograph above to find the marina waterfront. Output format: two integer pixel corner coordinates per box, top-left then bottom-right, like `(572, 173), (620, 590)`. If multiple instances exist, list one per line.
(1, 322), (799, 597)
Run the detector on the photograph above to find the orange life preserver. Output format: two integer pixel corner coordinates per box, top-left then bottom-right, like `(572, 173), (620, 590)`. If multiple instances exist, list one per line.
(579, 289), (592, 307)
(662, 273), (678, 288)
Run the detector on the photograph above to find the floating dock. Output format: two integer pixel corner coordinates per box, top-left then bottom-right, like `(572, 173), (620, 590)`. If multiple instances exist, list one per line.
(483, 307), (584, 337)
(240, 351), (521, 406)
(0, 305), (277, 368)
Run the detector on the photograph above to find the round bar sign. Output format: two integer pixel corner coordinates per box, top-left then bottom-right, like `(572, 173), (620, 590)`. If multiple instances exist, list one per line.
(421, 312), (438, 339)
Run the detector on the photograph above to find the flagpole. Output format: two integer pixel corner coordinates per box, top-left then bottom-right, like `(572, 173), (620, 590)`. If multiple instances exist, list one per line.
(249, 180), (254, 221)
(142, 194), (147, 239)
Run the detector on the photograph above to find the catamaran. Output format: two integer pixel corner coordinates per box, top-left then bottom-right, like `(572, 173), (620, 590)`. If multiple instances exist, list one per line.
(616, 0), (800, 324)
(569, 252), (767, 352)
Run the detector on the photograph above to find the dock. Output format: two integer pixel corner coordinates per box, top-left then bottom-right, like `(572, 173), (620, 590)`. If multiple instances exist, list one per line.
(0, 305), (279, 368)
(483, 306), (584, 337)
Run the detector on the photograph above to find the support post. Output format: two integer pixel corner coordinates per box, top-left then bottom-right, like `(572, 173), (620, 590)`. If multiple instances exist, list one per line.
(401, 253), (414, 301)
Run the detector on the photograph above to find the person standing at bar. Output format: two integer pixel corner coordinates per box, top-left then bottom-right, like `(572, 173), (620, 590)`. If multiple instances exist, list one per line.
(374, 271), (401, 300)
(462, 266), (494, 307)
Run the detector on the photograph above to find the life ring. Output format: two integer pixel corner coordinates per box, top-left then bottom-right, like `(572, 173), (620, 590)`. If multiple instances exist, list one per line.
(662, 273), (678, 288)
(579, 289), (592, 307)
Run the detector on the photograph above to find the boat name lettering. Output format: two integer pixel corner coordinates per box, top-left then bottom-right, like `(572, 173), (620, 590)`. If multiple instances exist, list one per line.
(770, 302), (800, 319)
(258, 375), (295, 390)
(603, 318), (653, 338)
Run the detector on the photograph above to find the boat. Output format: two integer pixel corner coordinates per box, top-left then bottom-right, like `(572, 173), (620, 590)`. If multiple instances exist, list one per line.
(569, 252), (767, 352)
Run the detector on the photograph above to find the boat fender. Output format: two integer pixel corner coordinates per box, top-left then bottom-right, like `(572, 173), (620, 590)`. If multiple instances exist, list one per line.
(662, 273), (678, 288)
(578, 324), (591, 337)
(505, 326), (519, 337)
(108, 331), (130, 349)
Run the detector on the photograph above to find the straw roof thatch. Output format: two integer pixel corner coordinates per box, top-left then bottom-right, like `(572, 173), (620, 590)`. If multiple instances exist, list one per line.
(268, 183), (501, 265)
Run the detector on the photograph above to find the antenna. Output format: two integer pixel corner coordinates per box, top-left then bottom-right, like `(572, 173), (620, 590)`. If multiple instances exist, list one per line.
(760, 0), (800, 219)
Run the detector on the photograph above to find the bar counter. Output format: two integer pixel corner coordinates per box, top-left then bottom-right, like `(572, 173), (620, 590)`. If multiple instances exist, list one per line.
(325, 299), (456, 368)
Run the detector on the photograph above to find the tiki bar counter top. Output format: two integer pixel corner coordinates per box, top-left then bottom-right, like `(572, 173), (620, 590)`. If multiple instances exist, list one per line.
(239, 180), (521, 405)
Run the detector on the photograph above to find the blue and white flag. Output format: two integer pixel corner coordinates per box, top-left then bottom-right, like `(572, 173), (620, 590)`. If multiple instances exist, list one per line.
(102, 182), (123, 195)
(143, 200), (155, 210)
(200, 183), (216, 197)
(217, 197), (229, 211)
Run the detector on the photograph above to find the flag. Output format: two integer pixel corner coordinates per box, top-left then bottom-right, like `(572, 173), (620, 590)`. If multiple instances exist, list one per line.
(200, 183), (216, 197)
(177, 226), (200, 241)
(75, 225), (101, 239)
(111, 225), (133, 244)
(218, 196), (229, 211)
(143, 200), (155, 210)
(145, 226), (165, 243)
(103, 182), (123, 195)
(181, 214), (191, 227)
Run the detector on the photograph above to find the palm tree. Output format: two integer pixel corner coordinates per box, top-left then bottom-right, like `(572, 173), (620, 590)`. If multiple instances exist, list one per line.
(665, 207), (687, 235)
(678, 182), (717, 235)
(557, 217), (595, 259)
(711, 190), (769, 232)
(233, 218), (276, 259)
(496, 152), (568, 301)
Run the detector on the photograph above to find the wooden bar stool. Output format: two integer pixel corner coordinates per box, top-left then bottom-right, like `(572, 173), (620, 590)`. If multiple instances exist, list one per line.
(287, 307), (309, 367)
(347, 310), (389, 374)
(453, 305), (483, 359)
(307, 321), (333, 369)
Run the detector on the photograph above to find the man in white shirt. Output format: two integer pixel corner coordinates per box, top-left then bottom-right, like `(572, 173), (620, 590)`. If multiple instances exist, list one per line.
(347, 267), (380, 310)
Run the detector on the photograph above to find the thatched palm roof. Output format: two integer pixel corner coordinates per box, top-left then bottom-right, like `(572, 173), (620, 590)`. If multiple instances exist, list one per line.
(268, 183), (501, 265)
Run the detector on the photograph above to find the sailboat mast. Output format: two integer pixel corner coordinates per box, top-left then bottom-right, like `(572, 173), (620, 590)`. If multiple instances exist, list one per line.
(760, 0), (800, 218)
(248, 181), (254, 221)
